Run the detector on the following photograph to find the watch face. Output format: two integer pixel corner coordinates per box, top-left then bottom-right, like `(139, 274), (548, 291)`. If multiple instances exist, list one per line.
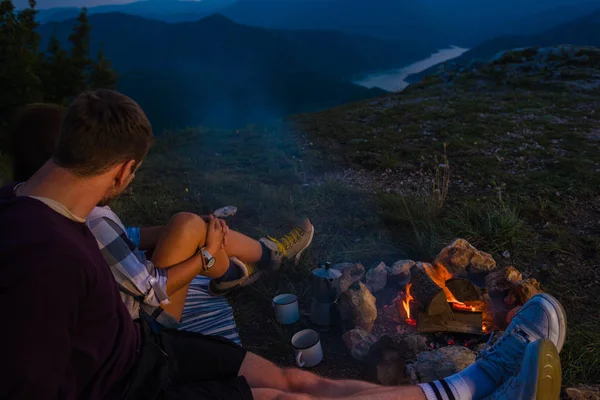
(206, 257), (216, 269)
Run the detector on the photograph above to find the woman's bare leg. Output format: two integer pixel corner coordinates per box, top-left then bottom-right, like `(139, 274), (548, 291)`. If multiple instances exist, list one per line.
(224, 229), (263, 263)
(152, 212), (229, 321)
(150, 212), (267, 320)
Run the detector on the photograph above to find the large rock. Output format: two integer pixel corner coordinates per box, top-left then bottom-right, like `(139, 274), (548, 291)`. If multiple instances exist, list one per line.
(406, 346), (477, 384)
(365, 334), (430, 385)
(485, 266), (522, 294)
(342, 328), (377, 361)
(505, 278), (542, 307)
(435, 239), (497, 279)
(333, 262), (365, 293)
(339, 281), (377, 333)
(388, 260), (415, 282)
(566, 385), (600, 400)
(366, 262), (388, 294)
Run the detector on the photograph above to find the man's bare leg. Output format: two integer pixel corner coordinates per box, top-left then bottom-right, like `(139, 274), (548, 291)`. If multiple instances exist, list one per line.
(252, 387), (426, 400)
(238, 353), (421, 398)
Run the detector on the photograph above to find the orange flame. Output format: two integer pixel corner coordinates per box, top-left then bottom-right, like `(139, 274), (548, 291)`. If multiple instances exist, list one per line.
(452, 303), (478, 312)
(423, 263), (463, 304)
(402, 283), (414, 319)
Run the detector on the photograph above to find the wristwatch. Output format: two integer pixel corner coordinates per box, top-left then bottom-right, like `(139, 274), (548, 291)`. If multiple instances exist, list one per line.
(200, 248), (216, 270)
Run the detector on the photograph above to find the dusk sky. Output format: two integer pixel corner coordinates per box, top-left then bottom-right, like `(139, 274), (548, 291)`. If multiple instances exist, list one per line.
(22, 0), (143, 9)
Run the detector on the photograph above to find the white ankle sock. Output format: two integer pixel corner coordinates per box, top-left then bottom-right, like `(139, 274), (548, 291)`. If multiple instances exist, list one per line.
(419, 374), (472, 400)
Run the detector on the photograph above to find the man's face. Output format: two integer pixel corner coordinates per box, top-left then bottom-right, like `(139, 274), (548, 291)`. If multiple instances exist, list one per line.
(98, 160), (142, 207)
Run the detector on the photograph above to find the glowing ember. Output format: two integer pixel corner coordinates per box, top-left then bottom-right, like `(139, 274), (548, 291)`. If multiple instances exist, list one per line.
(451, 303), (478, 312)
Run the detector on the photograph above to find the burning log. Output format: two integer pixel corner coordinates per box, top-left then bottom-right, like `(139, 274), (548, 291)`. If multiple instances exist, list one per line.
(446, 278), (482, 302)
(409, 263), (444, 310)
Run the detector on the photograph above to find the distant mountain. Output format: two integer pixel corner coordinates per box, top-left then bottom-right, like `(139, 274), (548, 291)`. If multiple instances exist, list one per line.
(38, 13), (427, 130)
(495, 1), (600, 37)
(416, 0), (598, 46)
(406, 10), (600, 83)
(36, 0), (234, 23)
(218, 0), (447, 44)
(37, 0), (449, 45)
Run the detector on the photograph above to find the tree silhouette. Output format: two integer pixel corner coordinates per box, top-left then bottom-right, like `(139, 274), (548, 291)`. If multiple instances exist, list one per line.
(0, 2), (118, 149)
(89, 45), (119, 90)
(68, 7), (92, 96)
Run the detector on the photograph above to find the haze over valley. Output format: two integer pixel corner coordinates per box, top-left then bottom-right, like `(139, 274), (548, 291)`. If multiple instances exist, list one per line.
(33, 0), (600, 130)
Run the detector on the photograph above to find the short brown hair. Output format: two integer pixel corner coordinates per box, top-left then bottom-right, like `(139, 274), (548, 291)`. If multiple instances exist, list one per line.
(11, 103), (65, 182)
(53, 90), (153, 176)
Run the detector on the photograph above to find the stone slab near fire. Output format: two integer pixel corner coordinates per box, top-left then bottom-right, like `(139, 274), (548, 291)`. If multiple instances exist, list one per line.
(335, 239), (558, 387)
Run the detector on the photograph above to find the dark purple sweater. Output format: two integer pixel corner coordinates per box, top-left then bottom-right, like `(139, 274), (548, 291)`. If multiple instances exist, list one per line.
(0, 185), (140, 399)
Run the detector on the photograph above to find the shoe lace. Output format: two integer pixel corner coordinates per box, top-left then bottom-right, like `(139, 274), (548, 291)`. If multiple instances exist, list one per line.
(480, 326), (529, 377)
(245, 262), (257, 276)
(268, 227), (304, 257)
(486, 376), (520, 399)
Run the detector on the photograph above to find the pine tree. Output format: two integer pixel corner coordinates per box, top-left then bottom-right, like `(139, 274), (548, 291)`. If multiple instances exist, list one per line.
(0, 0), (42, 121)
(40, 30), (73, 105)
(68, 7), (92, 95)
(89, 45), (119, 90)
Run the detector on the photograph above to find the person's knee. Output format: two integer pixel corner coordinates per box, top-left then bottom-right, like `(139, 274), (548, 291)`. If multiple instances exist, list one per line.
(168, 212), (207, 242)
(169, 212), (206, 230)
(281, 368), (319, 393)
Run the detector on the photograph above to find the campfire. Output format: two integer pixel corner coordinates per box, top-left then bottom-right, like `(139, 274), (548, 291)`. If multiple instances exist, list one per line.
(397, 262), (488, 335)
(338, 238), (544, 384)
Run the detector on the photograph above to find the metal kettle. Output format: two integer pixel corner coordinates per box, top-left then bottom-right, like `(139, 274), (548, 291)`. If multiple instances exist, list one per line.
(311, 262), (342, 303)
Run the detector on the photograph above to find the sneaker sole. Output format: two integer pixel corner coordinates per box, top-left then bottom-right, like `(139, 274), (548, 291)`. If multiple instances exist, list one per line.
(530, 293), (567, 353)
(208, 272), (265, 297)
(293, 223), (314, 266)
(522, 339), (561, 400)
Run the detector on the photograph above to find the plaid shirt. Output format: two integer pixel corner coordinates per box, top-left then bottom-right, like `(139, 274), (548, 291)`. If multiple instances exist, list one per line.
(87, 206), (176, 327)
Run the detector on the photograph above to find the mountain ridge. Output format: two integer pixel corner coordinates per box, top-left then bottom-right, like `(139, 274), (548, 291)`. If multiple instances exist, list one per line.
(38, 12), (427, 129)
(405, 9), (600, 84)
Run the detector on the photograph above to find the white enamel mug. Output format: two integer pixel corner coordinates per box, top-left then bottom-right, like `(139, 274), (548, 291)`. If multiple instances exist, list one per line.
(291, 329), (323, 368)
(273, 294), (300, 325)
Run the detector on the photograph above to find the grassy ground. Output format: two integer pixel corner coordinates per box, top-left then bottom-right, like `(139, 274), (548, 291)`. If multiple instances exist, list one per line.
(294, 46), (600, 387)
(1, 44), (594, 390)
(111, 125), (403, 379)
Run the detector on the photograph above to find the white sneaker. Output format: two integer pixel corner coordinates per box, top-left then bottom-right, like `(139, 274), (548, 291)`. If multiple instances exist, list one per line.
(477, 293), (566, 385)
(483, 339), (561, 400)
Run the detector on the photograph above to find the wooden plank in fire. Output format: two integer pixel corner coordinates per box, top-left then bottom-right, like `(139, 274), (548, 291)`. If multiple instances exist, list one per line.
(446, 278), (482, 302)
(417, 311), (483, 335)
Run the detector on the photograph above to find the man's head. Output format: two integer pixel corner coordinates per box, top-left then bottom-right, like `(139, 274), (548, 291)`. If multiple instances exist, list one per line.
(53, 90), (153, 205)
(11, 103), (65, 182)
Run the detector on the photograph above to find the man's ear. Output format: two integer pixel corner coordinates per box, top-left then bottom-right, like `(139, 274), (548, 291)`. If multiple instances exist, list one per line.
(114, 159), (137, 187)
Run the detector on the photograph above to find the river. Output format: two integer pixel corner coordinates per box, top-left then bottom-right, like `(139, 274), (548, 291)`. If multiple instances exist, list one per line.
(355, 46), (469, 91)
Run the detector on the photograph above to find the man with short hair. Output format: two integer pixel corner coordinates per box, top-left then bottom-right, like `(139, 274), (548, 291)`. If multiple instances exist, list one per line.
(8, 102), (314, 330)
(0, 90), (564, 400)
